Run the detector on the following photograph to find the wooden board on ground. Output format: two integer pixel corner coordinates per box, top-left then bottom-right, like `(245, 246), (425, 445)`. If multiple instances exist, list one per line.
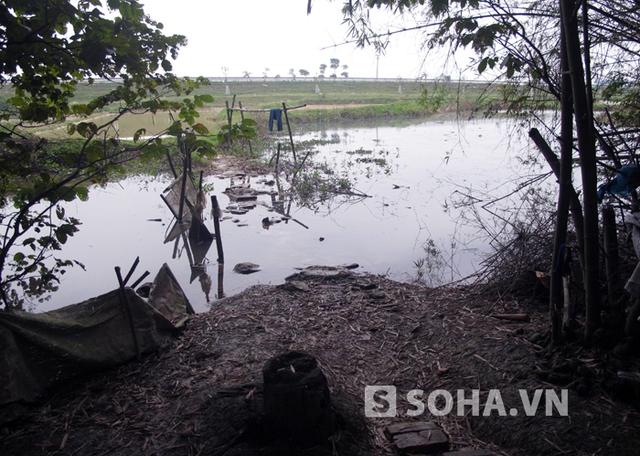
(385, 421), (449, 454)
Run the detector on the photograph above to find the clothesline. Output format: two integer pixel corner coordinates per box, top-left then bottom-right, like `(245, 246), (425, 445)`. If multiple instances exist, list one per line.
(225, 99), (302, 161)
(228, 103), (307, 113)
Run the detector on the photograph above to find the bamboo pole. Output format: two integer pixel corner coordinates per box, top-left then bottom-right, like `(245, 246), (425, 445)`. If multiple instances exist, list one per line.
(282, 102), (297, 162)
(194, 170), (205, 244)
(166, 149), (177, 178)
(546, 29), (573, 345)
(217, 263), (225, 299)
(275, 179), (283, 209)
(177, 154), (188, 222)
(225, 101), (232, 144)
(122, 256), (140, 285)
(225, 94), (236, 144)
(561, 0), (601, 340)
(180, 227), (195, 266)
(562, 254), (574, 328)
(115, 266), (142, 362)
(602, 205), (623, 313)
(238, 101), (253, 156)
(130, 270), (150, 290)
(211, 195), (224, 263)
(529, 128), (585, 271)
(172, 234), (180, 259)
(228, 104), (306, 113)
(160, 194), (180, 220)
(290, 218), (309, 230)
(292, 148), (312, 182)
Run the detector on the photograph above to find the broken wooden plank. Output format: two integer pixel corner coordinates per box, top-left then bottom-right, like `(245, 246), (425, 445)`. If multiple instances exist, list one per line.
(386, 421), (449, 454)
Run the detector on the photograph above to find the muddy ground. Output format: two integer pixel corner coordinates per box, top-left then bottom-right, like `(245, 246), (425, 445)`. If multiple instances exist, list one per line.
(1, 268), (640, 456)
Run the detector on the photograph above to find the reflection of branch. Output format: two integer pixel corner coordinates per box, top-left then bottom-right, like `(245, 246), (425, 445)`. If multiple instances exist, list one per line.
(290, 218), (309, 230)
(297, 194), (369, 216)
(332, 188), (371, 198)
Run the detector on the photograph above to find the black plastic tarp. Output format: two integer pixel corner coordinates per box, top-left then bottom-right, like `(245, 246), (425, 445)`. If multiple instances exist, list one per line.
(0, 264), (193, 421)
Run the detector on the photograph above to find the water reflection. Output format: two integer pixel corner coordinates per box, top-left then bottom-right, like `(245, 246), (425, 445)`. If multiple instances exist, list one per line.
(163, 220), (213, 300)
(33, 117), (541, 312)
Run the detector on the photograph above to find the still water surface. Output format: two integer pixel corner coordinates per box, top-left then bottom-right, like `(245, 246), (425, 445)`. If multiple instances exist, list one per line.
(39, 117), (546, 313)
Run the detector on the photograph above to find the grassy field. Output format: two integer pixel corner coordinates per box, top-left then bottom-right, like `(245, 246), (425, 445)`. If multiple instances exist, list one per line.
(195, 79), (427, 108)
(0, 78), (556, 138)
(0, 78), (507, 111)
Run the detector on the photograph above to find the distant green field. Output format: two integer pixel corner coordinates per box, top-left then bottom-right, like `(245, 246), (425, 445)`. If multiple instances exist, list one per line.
(0, 78), (553, 136)
(0, 78), (502, 110)
(199, 79), (426, 108)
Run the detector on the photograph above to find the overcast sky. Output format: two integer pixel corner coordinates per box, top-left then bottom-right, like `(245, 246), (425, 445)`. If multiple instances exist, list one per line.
(140, 0), (454, 79)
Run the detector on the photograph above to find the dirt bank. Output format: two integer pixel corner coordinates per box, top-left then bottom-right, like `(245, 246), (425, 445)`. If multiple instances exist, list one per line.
(1, 270), (639, 456)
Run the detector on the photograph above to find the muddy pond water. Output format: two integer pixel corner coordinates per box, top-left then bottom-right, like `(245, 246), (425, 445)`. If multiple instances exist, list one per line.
(36, 117), (549, 313)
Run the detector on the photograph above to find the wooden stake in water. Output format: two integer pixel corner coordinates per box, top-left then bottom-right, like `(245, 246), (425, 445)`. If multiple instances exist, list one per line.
(177, 155), (188, 223)
(282, 102), (297, 163)
(211, 195), (224, 263)
(166, 149), (177, 178)
(238, 101), (253, 156)
(177, 134), (189, 223)
(225, 94), (237, 144)
(217, 263), (225, 299)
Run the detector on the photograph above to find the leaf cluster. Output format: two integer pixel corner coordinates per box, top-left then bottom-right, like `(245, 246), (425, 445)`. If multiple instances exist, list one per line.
(1, 0), (186, 122)
(217, 118), (258, 144)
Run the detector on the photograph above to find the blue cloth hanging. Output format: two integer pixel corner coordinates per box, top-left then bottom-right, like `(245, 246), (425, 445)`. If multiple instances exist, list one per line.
(598, 164), (640, 203)
(269, 108), (283, 132)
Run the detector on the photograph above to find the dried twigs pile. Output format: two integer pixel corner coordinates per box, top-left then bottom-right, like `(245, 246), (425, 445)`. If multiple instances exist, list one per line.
(2, 272), (639, 455)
